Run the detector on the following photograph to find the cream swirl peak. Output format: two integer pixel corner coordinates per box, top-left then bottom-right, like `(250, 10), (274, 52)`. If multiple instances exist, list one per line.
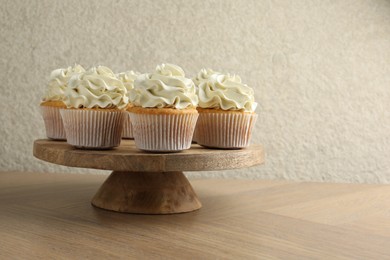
(156, 63), (185, 77)
(116, 70), (140, 91)
(42, 64), (85, 102)
(198, 73), (257, 112)
(65, 66), (128, 109)
(129, 63), (198, 109)
(193, 68), (220, 86)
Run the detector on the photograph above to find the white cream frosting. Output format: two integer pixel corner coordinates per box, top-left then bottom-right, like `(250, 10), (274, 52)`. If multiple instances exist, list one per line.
(198, 73), (257, 112)
(193, 68), (220, 86)
(116, 70), (140, 91)
(129, 63), (198, 109)
(65, 66), (128, 109)
(43, 64), (85, 101)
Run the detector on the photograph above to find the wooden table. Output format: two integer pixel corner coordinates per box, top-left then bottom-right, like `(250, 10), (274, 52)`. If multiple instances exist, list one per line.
(1, 171), (390, 259)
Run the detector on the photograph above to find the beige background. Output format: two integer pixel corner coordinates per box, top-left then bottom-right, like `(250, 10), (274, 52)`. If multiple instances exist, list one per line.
(1, 0), (389, 183)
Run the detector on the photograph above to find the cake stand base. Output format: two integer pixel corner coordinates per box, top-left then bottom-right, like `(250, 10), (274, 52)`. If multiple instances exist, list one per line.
(91, 171), (202, 214)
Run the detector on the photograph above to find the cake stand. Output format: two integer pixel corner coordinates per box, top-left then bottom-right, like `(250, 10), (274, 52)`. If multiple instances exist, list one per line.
(33, 139), (264, 214)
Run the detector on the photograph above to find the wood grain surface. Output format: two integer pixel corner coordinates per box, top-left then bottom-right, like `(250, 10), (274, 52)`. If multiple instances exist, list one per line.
(1, 171), (390, 259)
(33, 139), (264, 172)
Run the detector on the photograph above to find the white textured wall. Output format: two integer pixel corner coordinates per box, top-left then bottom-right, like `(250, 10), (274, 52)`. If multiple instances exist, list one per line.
(1, 0), (390, 183)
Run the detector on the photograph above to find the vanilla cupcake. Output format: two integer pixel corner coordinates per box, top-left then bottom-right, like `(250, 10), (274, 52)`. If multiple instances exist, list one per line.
(60, 66), (128, 149)
(192, 68), (220, 143)
(196, 73), (257, 149)
(128, 63), (198, 152)
(116, 70), (140, 139)
(40, 64), (85, 140)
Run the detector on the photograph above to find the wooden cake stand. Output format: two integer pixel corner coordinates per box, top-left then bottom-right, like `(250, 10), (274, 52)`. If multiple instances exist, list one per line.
(33, 139), (264, 214)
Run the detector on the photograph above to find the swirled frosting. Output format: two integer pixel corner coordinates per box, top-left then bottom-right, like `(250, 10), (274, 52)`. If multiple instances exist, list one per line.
(129, 63), (198, 109)
(65, 66), (128, 109)
(198, 73), (257, 112)
(116, 70), (140, 91)
(193, 68), (220, 86)
(42, 64), (85, 101)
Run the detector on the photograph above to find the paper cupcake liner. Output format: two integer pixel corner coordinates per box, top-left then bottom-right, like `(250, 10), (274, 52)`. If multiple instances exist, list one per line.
(60, 109), (125, 149)
(122, 112), (134, 139)
(196, 113), (257, 149)
(192, 121), (199, 143)
(129, 113), (198, 152)
(40, 106), (66, 140)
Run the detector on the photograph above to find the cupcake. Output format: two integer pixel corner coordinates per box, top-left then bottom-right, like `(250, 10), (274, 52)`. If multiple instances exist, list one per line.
(128, 63), (198, 152)
(40, 64), (85, 140)
(60, 66), (128, 149)
(196, 72), (257, 149)
(116, 70), (140, 139)
(192, 68), (220, 143)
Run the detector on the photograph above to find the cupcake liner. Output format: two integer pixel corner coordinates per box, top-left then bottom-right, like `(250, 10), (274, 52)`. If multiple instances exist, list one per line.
(192, 121), (199, 143)
(40, 106), (66, 140)
(129, 113), (198, 152)
(196, 112), (257, 149)
(60, 109), (125, 149)
(122, 112), (134, 139)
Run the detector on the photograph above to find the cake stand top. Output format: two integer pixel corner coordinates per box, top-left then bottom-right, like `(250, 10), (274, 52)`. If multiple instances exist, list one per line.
(33, 139), (264, 172)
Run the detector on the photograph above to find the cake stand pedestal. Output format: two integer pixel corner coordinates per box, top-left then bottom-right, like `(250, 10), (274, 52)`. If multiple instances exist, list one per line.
(33, 139), (264, 214)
